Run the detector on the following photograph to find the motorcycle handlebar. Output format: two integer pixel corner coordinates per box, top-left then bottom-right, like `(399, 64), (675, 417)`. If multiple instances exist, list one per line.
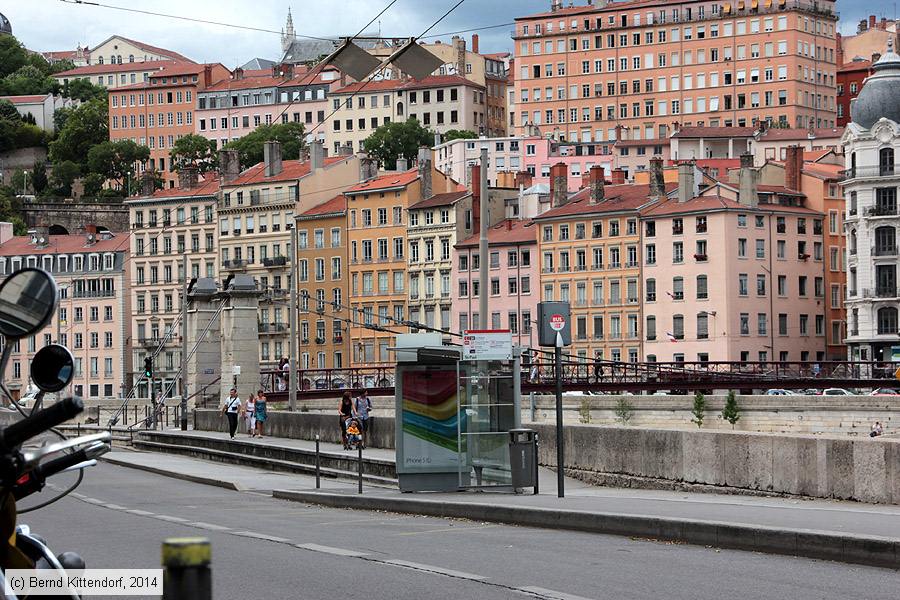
(12, 442), (108, 501)
(0, 396), (83, 451)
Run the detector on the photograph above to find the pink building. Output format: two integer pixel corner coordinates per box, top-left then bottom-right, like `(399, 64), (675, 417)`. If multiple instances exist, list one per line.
(641, 161), (827, 364)
(452, 219), (539, 350)
(522, 137), (613, 192)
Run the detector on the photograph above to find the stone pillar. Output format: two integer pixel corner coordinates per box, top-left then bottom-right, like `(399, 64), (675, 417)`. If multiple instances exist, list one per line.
(186, 279), (221, 407)
(219, 275), (262, 401)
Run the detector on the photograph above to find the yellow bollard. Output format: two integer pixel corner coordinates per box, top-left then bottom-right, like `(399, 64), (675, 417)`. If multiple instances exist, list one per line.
(162, 537), (211, 600)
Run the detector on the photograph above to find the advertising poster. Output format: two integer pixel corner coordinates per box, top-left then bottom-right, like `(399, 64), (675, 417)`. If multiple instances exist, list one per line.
(398, 367), (461, 473)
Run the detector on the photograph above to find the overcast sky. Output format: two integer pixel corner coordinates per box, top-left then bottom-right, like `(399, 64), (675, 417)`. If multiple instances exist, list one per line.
(6, 0), (893, 66)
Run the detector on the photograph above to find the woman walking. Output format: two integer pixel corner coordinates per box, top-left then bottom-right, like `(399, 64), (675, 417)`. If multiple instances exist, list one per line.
(244, 392), (256, 436)
(277, 358), (288, 391)
(338, 391), (355, 449)
(254, 390), (268, 438)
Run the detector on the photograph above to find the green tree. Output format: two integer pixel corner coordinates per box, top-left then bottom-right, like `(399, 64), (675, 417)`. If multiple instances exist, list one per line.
(0, 187), (27, 234)
(0, 36), (28, 79)
(63, 78), (106, 102)
(614, 397), (634, 424)
(86, 140), (150, 192)
(9, 170), (28, 194)
(691, 391), (707, 428)
(721, 390), (740, 429)
(170, 134), (217, 173)
(442, 129), (477, 142)
(81, 173), (106, 198)
(362, 118), (433, 170)
(0, 99), (19, 122)
(49, 97), (109, 167)
(0, 65), (55, 96)
(49, 59), (76, 75)
(224, 121), (306, 168)
(30, 161), (48, 195)
(50, 160), (81, 197)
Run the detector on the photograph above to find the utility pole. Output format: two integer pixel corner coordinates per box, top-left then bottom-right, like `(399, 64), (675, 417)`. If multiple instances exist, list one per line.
(289, 224), (298, 411)
(479, 147), (488, 328)
(180, 254), (188, 431)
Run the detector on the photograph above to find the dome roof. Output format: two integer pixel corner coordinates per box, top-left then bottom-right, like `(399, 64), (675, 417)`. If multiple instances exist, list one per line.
(851, 38), (900, 129)
(0, 13), (11, 35)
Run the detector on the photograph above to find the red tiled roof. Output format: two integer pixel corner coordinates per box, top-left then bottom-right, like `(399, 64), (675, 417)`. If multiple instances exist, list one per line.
(153, 62), (225, 78)
(408, 190), (470, 210)
(133, 176), (221, 201)
(642, 196), (821, 217)
(516, 0), (671, 21)
(333, 74), (482, 95)
(615, 138), (669, 147)
(759, 127), (843, 141)
(534, 182), (677, 220)
(334, 79), (405, 94)
(0, 95), (49, 104)
(42, 50), (81, 60)
(758, 184), (805, 196)
(402, 75), (482, 91)
(345, 169), (419, 193)
(225, 156), (346, 187)
(839, 60), (873, 73)
(801, 162), (844, 180)
(482, 52), (510, 60)
(0, 233), (129, 257)
(300, 194), (347, 218)
(113, 36), (194, 64)
(456, 219), (538, 248)
(203, 68), (325, 93)
(672, 126), (756, 139)
(803, 149), (833, 162)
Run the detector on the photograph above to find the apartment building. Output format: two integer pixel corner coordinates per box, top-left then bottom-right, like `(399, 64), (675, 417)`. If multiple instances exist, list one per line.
(641, 159), (826, 363)
(512, 0), (838, 144)
(0, 227), (131, 400)
(532, 162), (676, 363)
(195, 65), (338, 149)
(218, 142), (361, 367)
(108, 62), (231, 188)
(55, 60), (186, 90)
(836, 59), (873, 128)
(126, 175), (219, 398)
(326, 75), (486, 155)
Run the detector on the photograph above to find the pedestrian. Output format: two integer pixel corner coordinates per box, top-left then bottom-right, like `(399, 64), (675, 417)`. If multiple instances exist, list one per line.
(244, 392), (256, 436)
(354, 389), (372, 449)
(871, 421), (884, 437)
(221, 388), (241, 439)
(277, 357), (288, 391)
(254, 389), (268, 438)
(593, 352), (604, 383)
(338, 391), (355, 450)
(530, 362), (540, 384)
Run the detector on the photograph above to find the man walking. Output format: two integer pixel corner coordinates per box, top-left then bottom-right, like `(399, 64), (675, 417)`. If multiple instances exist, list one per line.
(222, 387), (242, 439)
(354, 389), (372, 449)
(593, 352), (604, 383)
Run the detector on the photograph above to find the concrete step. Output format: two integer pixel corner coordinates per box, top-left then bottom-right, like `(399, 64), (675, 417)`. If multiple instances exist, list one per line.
(56, 424), (134, 447)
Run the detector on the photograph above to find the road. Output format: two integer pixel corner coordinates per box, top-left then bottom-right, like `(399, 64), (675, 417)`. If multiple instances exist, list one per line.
(21, 464), (900, 599)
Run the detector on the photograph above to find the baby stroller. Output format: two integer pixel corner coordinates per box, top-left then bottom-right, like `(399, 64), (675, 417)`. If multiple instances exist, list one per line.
(344, 417), (363, 450)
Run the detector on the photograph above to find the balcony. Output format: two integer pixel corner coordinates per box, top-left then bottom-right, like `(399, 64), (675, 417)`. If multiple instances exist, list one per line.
(315, 337), (326, 345)
(258, 323), (288, 334)
(333, 335), (344, 344)
(842, 166), (899, 180)
(868, 206), (899, 217)
(262, 256), (288, 268)
(73, 289), (115, 299)
(861, 287), (900, 299)
(222, 259), (247, 271)
(874, 245), (899, 257)
(693, 254), (708, 262)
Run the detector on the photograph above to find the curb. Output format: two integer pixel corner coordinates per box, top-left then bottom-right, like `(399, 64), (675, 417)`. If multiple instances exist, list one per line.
(272, 490), (900, 570)
(102, 455), (245, 492)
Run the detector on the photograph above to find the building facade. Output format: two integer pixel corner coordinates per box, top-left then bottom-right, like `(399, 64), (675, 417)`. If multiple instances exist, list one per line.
(0, 226), (132, 400)
(512, 0), (838, 143)
(837, 59), (873, 128)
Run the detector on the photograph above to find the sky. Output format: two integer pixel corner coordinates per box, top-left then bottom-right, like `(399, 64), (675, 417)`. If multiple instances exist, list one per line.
(5, 0), (896, 66)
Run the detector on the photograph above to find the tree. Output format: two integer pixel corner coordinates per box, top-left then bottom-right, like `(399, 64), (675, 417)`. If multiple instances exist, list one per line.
(0, 187), (27, 234)
(223, 121), (306, 168)
(0, 65), (55, 96)
(49, 98), (109, 168)
(30, 161), (48, 195)
(0, 36), (28, 79)
(86, 140), (150, 191)
(442, 129), (477, 142)
(691, 391), (707, 428)
(614, 397), (634, 424)
(362, 118), (433, 170)
(50, 160), (81, 197)
(81, 173), (106, 198)
(0, 99), (19, 122)
(49, 59), (76, 75)
(170, 134), (217, 173)
(721, 390), (740, 429)
(63, 78), (106, 102)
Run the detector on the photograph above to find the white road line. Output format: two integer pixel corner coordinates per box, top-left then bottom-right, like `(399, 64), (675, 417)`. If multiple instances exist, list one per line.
(380, 559), (488, 582)
(395, 524), (499, 536)
(81, 497), (103, 504)
(231, 531), (292, 543)
(154, 515), (189, 523)
(518, 586), (596, 600)
(70, 492), (85, 499)
(295, 543), (369, 557)
(103, 503), (126, 510)
(189, 522), (232, 532)
(125, 509), (155, 517)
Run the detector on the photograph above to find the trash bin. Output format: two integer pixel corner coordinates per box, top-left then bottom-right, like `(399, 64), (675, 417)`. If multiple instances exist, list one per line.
(508, 428), (536, 489)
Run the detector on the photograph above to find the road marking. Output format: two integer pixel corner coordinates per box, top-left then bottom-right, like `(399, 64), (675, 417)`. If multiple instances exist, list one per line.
(189, 521), (232, 532)
(518, 586), (596, 600)
(394, 524), (499, 536)
(103, 503), (126, 510)
(154, 515), (189, 523)
(296, 543), (369, 557)
(380, 559), (488, 582)
(81, 497), (103, 504)
(125, 509), (155, 517)
(70, 492), (85, 499)
(231, 531), (292, 543)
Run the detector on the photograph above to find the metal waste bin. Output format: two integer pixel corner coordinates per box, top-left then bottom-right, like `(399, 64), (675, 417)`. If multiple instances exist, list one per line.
(508, 428), (537, 489)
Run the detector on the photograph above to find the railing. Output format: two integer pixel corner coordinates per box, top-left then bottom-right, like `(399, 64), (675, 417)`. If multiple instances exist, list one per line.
(259, 367), (396, 397)
(842, 166), (899, 180)
(73, 289), (115, 298)
(873, 246), (898, 257)
(867, 206), (898, 217)
(262, 256), (288, 267)
(861, 287), (900, 298)
(258, 323), (288, 333)
(222, 259), (247, 270)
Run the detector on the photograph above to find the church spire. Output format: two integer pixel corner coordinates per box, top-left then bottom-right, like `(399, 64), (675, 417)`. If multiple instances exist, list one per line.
(281, 8), (295, 55)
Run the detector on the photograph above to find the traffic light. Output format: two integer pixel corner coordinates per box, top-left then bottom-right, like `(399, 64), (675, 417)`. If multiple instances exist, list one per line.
(144, 357), (153, 378)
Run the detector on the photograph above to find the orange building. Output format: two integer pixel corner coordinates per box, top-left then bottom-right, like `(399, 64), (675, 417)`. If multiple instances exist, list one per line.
(512, 0), (838, 144)
(108, 62), (231, 189)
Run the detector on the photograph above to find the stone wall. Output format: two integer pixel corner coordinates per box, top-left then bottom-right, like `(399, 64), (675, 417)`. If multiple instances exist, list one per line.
(23, 199), (129, 233)
(531, 423), (900, 504)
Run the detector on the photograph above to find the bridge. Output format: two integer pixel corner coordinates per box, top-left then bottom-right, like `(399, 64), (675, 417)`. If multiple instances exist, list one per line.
(257, 360), (900, 402)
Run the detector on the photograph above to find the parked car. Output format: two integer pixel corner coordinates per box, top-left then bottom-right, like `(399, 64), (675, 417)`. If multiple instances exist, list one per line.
(870, 388), (900, 396)
(801, 389), (822, 395)
(765, 388), (792, 395)
(822, 388), (853, 396)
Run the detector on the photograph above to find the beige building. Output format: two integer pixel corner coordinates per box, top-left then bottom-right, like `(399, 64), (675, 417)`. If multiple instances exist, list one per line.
(0, 225), (132, 401)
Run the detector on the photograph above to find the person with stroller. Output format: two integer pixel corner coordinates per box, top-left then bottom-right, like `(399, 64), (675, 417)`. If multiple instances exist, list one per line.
(338, 391), (355, 450)
(354, 389), (372, 449)
(345, 417), (363, 450)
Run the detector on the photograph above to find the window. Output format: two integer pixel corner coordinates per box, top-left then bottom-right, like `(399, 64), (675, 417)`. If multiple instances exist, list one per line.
(696, 275), (708, 300)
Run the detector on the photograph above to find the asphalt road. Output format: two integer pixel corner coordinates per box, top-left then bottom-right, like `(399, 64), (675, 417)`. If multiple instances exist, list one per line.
(21, 464), (900, 600)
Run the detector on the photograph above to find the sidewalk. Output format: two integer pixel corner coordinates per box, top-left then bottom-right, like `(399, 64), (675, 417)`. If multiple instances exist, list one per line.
(106, 428), (900, 569)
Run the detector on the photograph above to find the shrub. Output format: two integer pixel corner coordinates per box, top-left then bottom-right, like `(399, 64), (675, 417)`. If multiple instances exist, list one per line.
(614, 397), (634, 424)
(578, 397), (592, 423)
(691, 391), (707, 428)
(722, 390), (740, 429)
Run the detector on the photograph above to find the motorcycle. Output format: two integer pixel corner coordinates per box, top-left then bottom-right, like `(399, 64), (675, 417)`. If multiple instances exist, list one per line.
(0, 268), (112, 598)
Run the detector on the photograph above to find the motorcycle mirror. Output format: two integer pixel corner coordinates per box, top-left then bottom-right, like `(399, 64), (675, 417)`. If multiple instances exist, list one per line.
(30, 344), (75, 393)
(0, 268), (58, 340)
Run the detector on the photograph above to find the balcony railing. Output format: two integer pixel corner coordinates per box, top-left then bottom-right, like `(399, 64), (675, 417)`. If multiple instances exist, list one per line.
(258, 323), (288, 334)
(861, 287), (900, 299)
(874, 245), (899, 257)
(73, 290), (115, 298)
(262, 256), (288, 267)
(842, 166), (898, 180)
(868, 206), (898, 217)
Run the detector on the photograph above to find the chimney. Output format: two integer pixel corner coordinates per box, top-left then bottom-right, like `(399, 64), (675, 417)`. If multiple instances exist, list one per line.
(417, 146), (432, 199)
(358, 152), (377, 181)
(514, 170), (533, 189)
(872, 52), (882, 63)
(648, 157), (665, 198)
(784, 145), (803, 192)
(859, 19), (868, 34)
(471, 34), (479, 54)
(551, 0), (562, 12)
(310, 139), (324, 171)
(589, 165), (605, 204)
(233, 67), (244, 80)
(338, 144), (353, 156)
(677, 162), (695, 203)
(610, 168), (626, 185)
(218, 149), (240, 184)
(870, 15), (877, 29)
(453, 35), (466, 77)
(738, 154), (758, 207)
(470, 163), (481, 235)
(140, 171), (156, 196)
(264, 140), (283, 177)
(549, 162), (568, 207)
(396, 157), (409, 171)
(178, 166), (199, 190)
